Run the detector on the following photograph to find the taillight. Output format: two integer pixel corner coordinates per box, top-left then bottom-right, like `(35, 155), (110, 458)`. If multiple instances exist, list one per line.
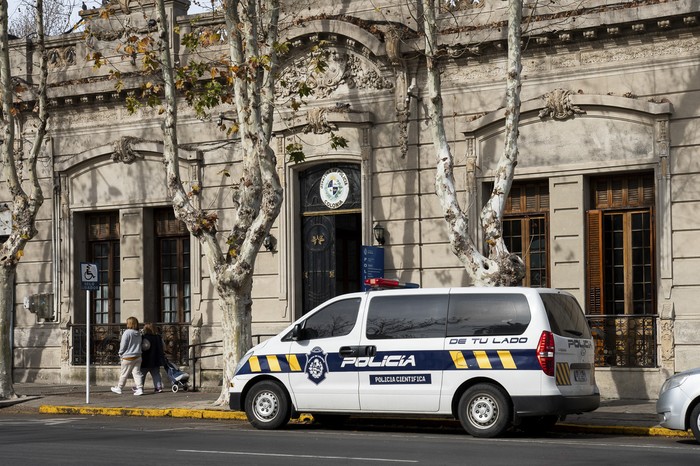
(537, 331), (555, 376)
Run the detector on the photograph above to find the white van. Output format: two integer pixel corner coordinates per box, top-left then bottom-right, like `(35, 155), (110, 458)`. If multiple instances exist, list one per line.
(229, 286), (599, 437)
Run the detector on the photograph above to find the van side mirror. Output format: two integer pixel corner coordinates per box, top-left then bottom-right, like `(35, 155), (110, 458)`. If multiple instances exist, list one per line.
(291, 323), (303, 341)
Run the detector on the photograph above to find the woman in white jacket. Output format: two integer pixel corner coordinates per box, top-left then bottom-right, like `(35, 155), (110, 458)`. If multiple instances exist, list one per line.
(111, 316), (145, 396)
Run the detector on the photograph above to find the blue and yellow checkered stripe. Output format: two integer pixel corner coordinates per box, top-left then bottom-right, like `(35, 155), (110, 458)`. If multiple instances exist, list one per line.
(236, 349), (540, 375)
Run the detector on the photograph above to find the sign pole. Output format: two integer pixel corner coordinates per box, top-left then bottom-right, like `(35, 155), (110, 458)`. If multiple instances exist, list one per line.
(80, 262), (99, 405)
(86, 289), (90, 404)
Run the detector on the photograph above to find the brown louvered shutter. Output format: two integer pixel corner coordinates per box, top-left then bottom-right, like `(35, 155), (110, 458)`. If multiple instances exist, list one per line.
(586, 210), (604, 315)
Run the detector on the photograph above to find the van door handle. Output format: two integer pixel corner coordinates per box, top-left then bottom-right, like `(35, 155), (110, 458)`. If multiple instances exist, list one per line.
(339, 346), (377, 357)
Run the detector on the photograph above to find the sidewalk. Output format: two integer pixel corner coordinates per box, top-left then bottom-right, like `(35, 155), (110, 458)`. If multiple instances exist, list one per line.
(0, 383), (692, 439)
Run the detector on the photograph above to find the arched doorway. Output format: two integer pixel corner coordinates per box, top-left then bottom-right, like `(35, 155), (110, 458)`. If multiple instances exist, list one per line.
(299, 163), (362, 314)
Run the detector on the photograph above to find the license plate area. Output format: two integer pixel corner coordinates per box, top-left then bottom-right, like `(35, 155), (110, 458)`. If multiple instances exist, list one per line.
(574, 369), (587, 383)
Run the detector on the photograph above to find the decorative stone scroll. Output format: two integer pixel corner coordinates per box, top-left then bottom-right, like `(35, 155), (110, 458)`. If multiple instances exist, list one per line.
(538, 88), (586, 120)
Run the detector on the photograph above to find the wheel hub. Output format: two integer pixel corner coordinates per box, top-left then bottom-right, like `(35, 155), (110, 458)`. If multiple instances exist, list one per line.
(254, 391), (279, 421)
(469, 395), (498, 428)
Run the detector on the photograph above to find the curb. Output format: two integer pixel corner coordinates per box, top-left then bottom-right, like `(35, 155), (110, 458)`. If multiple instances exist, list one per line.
(36, 405), (694, 439)
(555, 422), (694, 438)
(39, 405), (248, 420)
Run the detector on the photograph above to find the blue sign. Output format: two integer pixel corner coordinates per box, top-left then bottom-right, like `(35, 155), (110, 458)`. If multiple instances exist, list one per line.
(361, 246), (384, 291)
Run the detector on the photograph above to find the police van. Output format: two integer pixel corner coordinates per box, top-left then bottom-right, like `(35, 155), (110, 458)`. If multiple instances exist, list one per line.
(229, 282), (600, 437)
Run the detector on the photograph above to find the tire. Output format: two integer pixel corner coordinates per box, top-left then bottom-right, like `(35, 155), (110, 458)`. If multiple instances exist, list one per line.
(245, 380), (291, 430)
(171, 385), (178, 393)
(690, 403), (700, 443)
(518, 415), (558, 435)
(458, 384), (511, 438)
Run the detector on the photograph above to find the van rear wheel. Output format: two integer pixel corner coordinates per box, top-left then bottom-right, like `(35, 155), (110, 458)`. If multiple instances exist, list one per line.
(458, 384), (511, 438)
(245, 380), (291, 430)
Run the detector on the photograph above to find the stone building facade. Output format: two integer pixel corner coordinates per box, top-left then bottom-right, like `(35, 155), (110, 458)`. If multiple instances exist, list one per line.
(5, 0), (700, 399)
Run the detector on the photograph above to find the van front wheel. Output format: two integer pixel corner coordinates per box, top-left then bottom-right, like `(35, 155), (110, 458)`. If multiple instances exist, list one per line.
(245, 380), (291, 430)
(458, 384), (511, 438)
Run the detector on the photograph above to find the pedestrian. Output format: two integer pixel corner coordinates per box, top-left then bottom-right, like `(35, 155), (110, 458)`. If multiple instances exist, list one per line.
(111, 316), (145, 396)
(141, 323), (166, 393)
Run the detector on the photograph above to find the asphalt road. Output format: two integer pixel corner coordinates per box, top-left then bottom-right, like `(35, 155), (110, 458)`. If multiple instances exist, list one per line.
(0, 414), (698, 465)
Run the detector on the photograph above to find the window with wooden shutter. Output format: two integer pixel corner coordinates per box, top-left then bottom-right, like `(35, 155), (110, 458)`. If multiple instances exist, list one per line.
(586, 210), (604, 315)
(586, 173), (656, 368)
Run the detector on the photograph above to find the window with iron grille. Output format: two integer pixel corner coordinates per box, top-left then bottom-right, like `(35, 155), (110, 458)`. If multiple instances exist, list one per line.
(87, 212), (120, 324)
(586, 172), (656, 367)
(501, 181), (550, 288)
(155, 209), (191, 323)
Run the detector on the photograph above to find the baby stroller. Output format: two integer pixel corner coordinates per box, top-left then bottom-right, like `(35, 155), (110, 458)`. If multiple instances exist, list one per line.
(165, 359), (190, 392)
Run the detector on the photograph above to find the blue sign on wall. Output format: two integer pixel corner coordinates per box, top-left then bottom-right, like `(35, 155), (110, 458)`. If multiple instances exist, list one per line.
(361, 246), (384, 291)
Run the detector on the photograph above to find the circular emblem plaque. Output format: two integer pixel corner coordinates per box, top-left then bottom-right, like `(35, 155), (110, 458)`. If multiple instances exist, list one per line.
(319, 168), (349, 209)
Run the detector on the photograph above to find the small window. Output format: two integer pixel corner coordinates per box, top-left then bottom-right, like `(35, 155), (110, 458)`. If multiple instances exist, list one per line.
(540, 293), (591, 339)
(300, 298), (361, 340)
(446, 294), (531, 337)
(366, 295), (448, 340)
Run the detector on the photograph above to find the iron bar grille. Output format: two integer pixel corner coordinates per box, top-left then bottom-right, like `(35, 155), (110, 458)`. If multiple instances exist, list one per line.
(71, 323), (189, 366)
(586, 314), (657, 368)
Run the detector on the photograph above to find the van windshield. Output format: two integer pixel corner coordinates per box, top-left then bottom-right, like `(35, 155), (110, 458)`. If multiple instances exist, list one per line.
(540, 293), (592, 339)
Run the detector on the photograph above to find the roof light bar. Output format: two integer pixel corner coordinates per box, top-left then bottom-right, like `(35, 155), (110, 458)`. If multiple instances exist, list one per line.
(364, 278), (419, 289)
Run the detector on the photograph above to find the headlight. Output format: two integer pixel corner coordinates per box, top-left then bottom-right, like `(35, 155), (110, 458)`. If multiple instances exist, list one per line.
(661, 374), (689, 393)
(234, 349), (254, 376)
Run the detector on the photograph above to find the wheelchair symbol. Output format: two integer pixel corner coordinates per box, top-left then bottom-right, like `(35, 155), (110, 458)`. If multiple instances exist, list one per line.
(83, 264), (95, 280)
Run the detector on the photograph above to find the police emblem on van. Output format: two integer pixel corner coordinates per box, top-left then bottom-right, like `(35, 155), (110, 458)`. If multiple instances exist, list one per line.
(304, 347), (329, 385)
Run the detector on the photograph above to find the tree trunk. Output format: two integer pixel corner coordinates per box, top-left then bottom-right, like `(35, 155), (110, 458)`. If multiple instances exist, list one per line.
(0, 266), (17, 400)
(425, 0), (526, 287)
(215, 280), (253, 405)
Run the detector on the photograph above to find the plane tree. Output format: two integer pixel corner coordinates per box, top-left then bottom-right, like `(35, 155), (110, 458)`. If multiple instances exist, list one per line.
(0, 0), (49, 399)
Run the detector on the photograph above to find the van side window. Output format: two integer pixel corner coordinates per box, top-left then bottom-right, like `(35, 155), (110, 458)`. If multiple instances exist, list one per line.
(366, 295), (448, 340)
(447, 294), (531, 337)
(540, 294), (592, 339)
(301, 298), (361, 339)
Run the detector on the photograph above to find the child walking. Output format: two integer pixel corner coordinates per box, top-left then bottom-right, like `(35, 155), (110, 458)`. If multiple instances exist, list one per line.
(111, 316), (145, 396)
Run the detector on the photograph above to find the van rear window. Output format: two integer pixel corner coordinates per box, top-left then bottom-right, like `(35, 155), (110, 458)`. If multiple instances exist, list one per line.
(540, 293), (591, 339)
(446, 294), (531, 337)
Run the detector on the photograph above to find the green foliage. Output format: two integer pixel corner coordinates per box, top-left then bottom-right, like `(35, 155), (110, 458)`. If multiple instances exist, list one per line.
(285, 142), (304, 164)
(329, 133), (349, 151)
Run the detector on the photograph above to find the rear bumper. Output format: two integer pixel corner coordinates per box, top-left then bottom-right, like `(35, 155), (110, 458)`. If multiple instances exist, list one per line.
(512, 393), (600, 417)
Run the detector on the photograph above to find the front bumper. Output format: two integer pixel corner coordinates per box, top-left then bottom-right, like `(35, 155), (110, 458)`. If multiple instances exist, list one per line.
(656, 387), (688, 430)
(229, 391), (244, 411)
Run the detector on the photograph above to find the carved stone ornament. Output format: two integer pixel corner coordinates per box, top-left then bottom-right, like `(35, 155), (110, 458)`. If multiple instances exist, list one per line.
(303, 107), (337, 134)
(277, 49), (393, 100)
(111, 136), (143, 164)
(385, 28), (402, 66)
(660, 319), (674, 363)
(48, 47), (77, 69)
(538, 88), (586, 120)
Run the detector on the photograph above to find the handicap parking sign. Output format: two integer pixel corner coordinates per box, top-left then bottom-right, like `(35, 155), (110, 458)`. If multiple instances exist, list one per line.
(80, 262), (100, 291)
